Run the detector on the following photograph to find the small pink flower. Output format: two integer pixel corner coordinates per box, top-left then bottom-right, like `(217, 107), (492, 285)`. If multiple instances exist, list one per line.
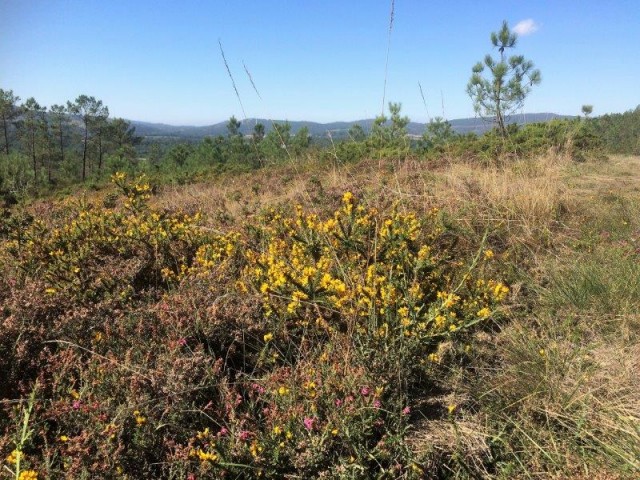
(303, 417), (315, 430)
(373, 400), (382, 409)
(218, 427), (228, 437)
(402, 406), (411, 415)
(335, 398), (343, 407)
(177, 337), (187, 346)
(345, 395), (354, 403)
(238, 430), (252, 441)
(72, 400), (81, 410)
(360, 386), (370, 396)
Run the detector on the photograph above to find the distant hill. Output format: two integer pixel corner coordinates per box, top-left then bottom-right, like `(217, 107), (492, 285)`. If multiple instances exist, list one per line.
(129, 113), (574, 141)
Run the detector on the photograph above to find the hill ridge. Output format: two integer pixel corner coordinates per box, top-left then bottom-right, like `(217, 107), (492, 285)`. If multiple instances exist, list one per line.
(129, 113), (573, 139)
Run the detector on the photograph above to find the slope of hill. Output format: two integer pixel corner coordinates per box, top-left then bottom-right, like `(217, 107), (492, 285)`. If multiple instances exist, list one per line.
(130, 113), (573, 140)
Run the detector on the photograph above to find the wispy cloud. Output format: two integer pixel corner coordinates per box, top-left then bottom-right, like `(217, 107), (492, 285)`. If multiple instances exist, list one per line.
(513, 19), (539, 36)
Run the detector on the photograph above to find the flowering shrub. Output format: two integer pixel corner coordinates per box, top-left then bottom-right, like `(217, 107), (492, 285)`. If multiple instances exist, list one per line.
(0, 174), (508, 478)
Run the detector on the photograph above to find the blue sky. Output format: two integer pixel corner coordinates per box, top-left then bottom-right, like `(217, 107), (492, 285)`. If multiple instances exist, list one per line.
(1, 0), (639, 125)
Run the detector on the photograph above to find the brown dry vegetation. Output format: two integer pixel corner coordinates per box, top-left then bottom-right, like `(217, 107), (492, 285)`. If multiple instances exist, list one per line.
(158, 152), (640, 478)
(135, 152), (640, 476)
(2, 152), (639, 478)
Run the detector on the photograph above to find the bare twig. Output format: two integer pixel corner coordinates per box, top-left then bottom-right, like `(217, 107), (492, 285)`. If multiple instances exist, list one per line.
(243, 61), (262, 101)
(381, 0), (395, 115)
(419, 81), (431, 122)
(218, 39), (247, 119)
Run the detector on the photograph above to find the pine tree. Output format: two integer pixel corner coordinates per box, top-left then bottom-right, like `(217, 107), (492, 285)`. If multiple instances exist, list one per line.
(467, 21), (541, 136)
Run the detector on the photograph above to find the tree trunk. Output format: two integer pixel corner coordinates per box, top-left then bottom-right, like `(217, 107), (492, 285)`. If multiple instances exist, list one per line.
(2, 114), (8, 155)
(495, 78), (507, 137)
(82, 121), (88, 182)
(97, 128), (103, 171)
(31, 130), (38, 181)
(497, 109), (507, 137)
(58, 120), (64, 163)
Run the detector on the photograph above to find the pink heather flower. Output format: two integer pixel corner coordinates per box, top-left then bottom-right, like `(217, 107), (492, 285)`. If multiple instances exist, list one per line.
(373, 400), (382, 409)
(345, 395), (354, 403)
(218, 427), (228, 437)
(303, 417), (315, 430)
(238, 430), (252, 441)
(360, 386), (370, 396)
(72, 400), (81, 410)
(402, 406), (411, 415)
(335, 398), (343, 407)
(252, 383), (266, 394)
(177, 337), (187, 346)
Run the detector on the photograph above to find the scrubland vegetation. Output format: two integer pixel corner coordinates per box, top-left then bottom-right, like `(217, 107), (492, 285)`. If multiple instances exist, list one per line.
(2, 18), (639, 479)
(1, 119), (639, 478)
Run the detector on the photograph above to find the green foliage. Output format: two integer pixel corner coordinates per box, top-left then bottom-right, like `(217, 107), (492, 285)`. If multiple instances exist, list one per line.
(252, 122), (265, 143)
(0, 152), (32, 200)
(431, 119), (605, 163)
(0, 88), (21, 155)
(291, 126), (310, 155)
(591, 106), (640, 155)
(108, 118), (142, 164)
(467, 21), (541, 136)
(545, 247), (640, 316)
(166, 143), (195, 167)
(419, 117), (456, 152)
(348, 123), (366, 142)
(259, 121), (292, 161)
(367, 102), (411, 158)
(67, 95), (109, 181)
(16, 97), (47, 181)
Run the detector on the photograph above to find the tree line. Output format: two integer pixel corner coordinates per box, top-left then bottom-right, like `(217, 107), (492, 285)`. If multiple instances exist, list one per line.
(0, 90), (141, 188)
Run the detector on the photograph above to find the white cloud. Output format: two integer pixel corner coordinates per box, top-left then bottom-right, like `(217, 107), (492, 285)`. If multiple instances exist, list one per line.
(513, 19), (539, 36)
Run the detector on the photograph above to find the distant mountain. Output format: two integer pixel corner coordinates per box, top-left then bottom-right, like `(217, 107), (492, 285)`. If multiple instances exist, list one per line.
(129, 113), (573, 141)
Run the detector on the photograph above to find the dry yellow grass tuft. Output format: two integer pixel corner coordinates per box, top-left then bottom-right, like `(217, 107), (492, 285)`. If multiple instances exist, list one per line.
(156, 152), (572, 259)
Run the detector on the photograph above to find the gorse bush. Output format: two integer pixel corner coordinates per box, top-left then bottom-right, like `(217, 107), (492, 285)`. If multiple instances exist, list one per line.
(4, 172), (208, 303)
(0, 173), (509, 478)
(244, 193), (506, 364)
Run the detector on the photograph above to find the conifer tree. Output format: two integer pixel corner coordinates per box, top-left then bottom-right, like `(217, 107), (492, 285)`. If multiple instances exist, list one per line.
(467, 21), (541, 136)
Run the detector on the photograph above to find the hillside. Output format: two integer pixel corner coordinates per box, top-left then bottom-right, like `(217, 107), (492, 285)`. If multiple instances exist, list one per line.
(130, 113), (572, 140)
(1, 148), (638, 478)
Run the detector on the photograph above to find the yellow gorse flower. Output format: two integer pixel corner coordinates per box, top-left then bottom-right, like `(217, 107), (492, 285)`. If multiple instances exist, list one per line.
(6, 449), (21, 465)
(133, 410), (146, 425)
(19, 471), (38, 480)
(278, 386), (289, 396)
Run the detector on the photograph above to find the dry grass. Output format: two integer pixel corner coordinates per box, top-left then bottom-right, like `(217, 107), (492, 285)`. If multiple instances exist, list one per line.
(471, 312), (640, 477)
(157, 152), (572, 258)
(459, 154), (640, 477)
(13, 151), (639, 477)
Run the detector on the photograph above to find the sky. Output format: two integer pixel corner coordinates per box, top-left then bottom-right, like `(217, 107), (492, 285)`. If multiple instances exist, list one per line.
(1, 0), (639, 125)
